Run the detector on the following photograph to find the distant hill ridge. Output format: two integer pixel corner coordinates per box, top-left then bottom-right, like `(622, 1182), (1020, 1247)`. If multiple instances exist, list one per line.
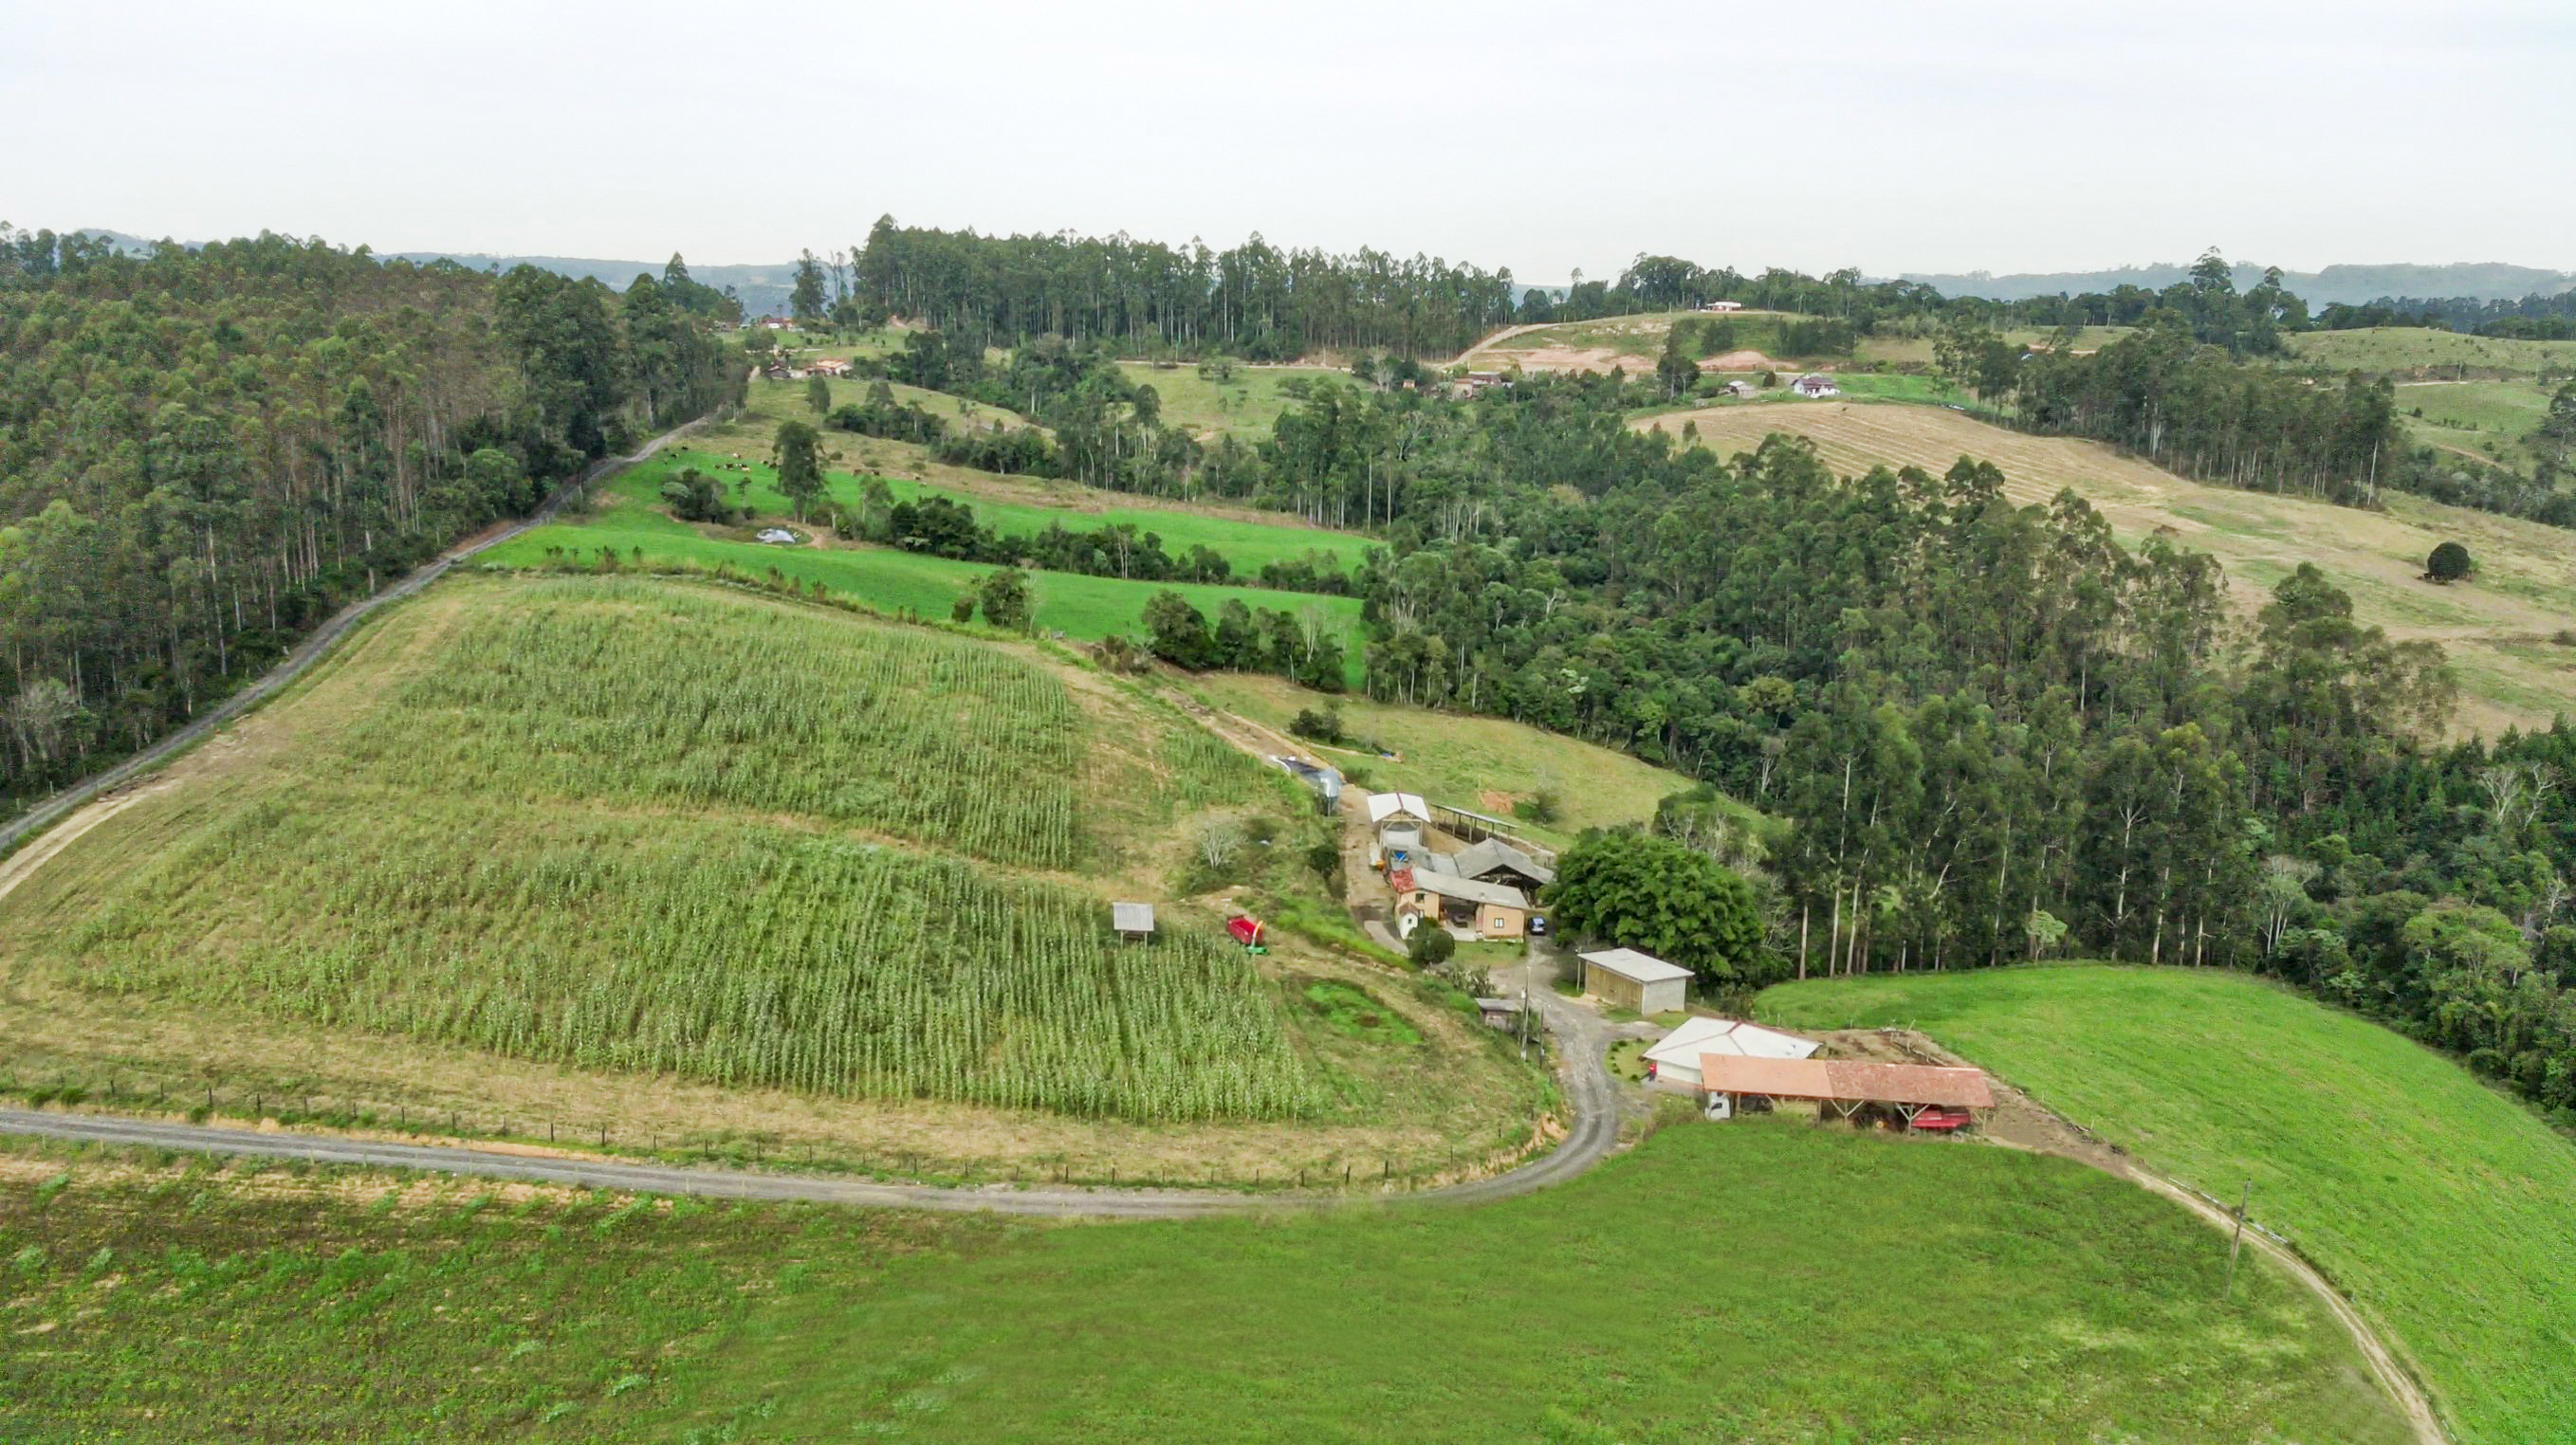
(61, 229), (2573, 314)
(1895, 260), (2576, 306)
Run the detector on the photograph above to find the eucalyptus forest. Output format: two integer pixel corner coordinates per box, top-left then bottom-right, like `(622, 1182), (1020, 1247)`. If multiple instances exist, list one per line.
(0, 227), (733, 798)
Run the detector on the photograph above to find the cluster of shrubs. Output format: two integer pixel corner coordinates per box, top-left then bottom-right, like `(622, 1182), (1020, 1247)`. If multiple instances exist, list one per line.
(1140, 591), (1348, 693)
(827, 382), (1061, 479)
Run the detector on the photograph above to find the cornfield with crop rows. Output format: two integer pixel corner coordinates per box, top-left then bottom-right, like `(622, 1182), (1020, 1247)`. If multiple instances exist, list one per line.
(328, 578), (1084, 869)
(56, 807), (1329, 1120)
(16, 576), (1333, 1122)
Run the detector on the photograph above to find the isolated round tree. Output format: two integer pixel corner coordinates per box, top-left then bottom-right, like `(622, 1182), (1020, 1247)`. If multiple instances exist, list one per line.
(2426, 540), (2474, 584)
(1408, 922), (1455, 966)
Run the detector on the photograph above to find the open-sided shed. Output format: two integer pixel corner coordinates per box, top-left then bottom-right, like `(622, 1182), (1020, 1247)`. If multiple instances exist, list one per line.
(1697, 1055), (1994, 1126)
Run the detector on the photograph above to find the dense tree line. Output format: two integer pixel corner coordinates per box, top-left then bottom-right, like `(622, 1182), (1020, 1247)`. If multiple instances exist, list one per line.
(0, 225), (734, 801)
(1136, 589), (1350, 692)
(1586, 248), (2309, 358)
(851, 216), (1518, 359)
(2001, 325), (2404, 501)
(796, 473), (1345, 596)
(1219, 368), (2576, 1122)
(2326, 287), (2576, 339)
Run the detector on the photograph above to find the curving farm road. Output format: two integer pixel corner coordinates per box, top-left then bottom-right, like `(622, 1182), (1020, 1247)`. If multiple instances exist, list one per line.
(0, 942), (1626, 1218)
(0, 418), (706, 858)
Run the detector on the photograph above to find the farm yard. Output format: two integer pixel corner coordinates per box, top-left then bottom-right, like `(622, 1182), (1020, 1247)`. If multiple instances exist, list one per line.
(0, 1120), (2413, 1443)
(0, 576), (1537, 1180)
(1641, 400), (2576, 736)
(1759, 965), (2576, 1445)
(1183, 672), (1717, 848)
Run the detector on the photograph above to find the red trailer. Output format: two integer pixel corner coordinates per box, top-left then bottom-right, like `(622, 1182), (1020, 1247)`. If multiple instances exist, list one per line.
(1226, 915), (1266, 951)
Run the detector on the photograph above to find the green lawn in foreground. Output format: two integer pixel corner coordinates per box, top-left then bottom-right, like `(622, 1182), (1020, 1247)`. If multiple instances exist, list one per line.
(617, 448), (1368, 578)
(0, 1123), (2405, 1442)
(1757, 964), (2576, 1445)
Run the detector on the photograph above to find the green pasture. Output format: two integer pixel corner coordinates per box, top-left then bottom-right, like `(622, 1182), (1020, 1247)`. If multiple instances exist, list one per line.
(0, 1121), (2405, 1441)
(616, 447), (1367, 579)
(2287, 326), (2576, 377)
(1758, 963), (2576, 1445)
(2397, 378), (2555, 451)
(1115, 361), (1347, 439)
(482, 514), (1364, 683)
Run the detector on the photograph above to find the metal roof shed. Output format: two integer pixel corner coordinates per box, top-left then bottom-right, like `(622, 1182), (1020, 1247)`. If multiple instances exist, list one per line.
(1697, 1055), (1994, 1125)
(1365, 792), (1432, 827)
(1577, 948), (1691, 1014)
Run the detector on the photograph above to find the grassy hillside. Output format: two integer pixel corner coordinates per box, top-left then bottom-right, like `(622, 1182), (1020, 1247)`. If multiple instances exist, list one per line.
(1464, 309), (1804, 373)
(1186, 672), (1719, 848)
(2, 1125), (2409, 1442)
(1854, 324), (2134, 366)
(0, 576), (1533, 1178)
(2398, 378), (2559, 461)
(1642, 400), (2576, 737)
(1757, 965), (2576, 1445)
(3, 577), (1321, 1121)
(481, 506), (1365, 686)
(1465, 313), (2133, 375)
(2287, 326), (2576, 377)
(1114, 361), (1345, 439)
(611, 444), (1368, 579)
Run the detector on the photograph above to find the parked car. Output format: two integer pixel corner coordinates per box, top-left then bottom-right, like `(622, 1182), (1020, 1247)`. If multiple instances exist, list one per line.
(1526, 915), (1550, 937)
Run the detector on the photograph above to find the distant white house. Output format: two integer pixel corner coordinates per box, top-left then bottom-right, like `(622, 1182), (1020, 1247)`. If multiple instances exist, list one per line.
(1642, 1017), (1820, 1093)
(1700, 300), (1745, 312)
(1792, 374), (1841, 398)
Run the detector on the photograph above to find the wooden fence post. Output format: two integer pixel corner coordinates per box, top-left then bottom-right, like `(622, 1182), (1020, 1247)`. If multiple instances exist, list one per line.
(2225, 1180), (2252, 1293)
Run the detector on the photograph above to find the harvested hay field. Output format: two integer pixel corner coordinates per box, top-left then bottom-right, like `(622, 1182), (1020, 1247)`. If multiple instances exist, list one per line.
(1643, 401), (2576, 737)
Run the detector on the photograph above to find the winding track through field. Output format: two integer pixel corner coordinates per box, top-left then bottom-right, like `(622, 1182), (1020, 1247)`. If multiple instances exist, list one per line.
(0, 419), (706, 859)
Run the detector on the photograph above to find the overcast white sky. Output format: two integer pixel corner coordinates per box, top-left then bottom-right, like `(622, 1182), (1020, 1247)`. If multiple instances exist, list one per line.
(6, 0), (2571, 280)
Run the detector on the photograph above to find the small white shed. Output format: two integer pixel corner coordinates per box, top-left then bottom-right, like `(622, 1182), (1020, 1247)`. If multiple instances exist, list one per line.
(1112, 902), (1156, 942)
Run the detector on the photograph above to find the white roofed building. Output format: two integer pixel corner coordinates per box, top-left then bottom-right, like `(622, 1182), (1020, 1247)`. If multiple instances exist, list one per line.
(1642, 1016), (1819, 1092)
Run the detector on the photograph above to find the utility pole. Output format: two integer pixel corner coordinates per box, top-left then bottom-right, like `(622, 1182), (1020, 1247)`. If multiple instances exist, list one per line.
(2224, 1180), (2252, 1294)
